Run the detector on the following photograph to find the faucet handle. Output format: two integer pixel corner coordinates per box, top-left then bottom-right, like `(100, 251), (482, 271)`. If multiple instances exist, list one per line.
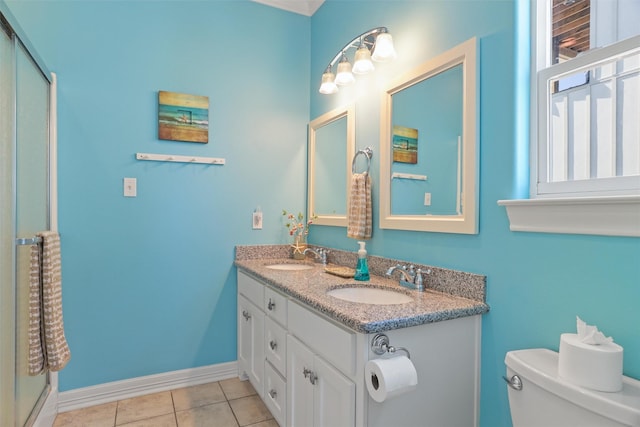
(415, 268), (423, 287)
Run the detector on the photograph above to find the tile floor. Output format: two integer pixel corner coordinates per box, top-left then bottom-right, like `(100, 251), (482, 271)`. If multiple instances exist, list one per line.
(53, 377), (278, 427)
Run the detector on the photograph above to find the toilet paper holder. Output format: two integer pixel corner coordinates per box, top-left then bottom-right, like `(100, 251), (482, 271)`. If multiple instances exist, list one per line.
(371, 333), (411, 359)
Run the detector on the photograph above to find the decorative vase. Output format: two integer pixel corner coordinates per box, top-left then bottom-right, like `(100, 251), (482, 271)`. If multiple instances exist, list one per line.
(291, 234), (307, 260)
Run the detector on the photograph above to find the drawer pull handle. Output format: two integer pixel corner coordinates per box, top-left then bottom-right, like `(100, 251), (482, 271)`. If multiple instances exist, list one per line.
(309, 371), (318, 385)
(269, 340), (277, 351)
(242, 310), (251, 321)
(268, 389), (277, 399)
(268, 299), (276, 311)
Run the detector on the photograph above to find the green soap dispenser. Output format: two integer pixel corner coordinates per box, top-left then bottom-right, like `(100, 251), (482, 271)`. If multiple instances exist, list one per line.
(354, 241), (370, 281)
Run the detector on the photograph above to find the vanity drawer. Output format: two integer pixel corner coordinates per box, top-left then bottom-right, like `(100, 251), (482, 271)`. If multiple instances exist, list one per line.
(238, 271), (264, 308)
(264, 361), (286, 427)
(265, 316), (287, 375)
(288, 301), (356, 376)
(264, 286), (287, 327)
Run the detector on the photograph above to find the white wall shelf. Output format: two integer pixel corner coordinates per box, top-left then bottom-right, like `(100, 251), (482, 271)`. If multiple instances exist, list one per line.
(136, 152), (225, 165)
(392, 172), (427, 181)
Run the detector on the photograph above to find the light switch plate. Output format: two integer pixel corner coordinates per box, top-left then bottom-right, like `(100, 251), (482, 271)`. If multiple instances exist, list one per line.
(424, 192), (431, 206)
(253, 211), (263, 229)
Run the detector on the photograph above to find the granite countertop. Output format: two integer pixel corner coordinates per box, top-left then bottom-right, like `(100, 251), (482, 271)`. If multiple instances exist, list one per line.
(235, 258), (489, 334)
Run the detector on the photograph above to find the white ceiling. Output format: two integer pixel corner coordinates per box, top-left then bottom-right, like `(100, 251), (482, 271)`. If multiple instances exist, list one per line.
(252, 0), (324, 16)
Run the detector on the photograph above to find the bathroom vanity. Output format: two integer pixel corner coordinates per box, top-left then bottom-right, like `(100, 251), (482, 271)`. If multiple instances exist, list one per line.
(235, 247), (488, 427)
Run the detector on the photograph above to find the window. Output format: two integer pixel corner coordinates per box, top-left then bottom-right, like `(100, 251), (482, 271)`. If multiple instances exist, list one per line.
(537, 0), (640, 198)
(499, 0), (640, 237)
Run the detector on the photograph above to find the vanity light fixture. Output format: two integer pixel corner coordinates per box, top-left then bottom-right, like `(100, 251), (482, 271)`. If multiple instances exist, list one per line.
(318, 27), (396, 95)
(335, 53), (356, 86)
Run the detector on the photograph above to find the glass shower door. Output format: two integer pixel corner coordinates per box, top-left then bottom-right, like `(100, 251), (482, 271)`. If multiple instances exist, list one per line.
(14, 39), (51, 426)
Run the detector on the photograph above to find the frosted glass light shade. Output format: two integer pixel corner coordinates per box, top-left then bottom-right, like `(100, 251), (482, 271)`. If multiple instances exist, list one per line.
(319, 71), (338, 94)
(335, 58), (355, 86)
(352, 46), (375, 75)
(372, 32), (397, 62)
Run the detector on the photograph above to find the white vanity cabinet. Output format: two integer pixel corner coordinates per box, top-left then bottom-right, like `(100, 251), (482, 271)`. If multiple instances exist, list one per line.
(237, 294), (264, 391)
(263, 287), (288, 426)
(286, 301), (357, 427)
(238, 271), (288, 426)
(237, 268), (482, 427)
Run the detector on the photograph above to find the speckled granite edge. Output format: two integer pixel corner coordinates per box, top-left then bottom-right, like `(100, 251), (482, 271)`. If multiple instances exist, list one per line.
(235, 244), (291, 260)
(235, 244), (486, 303)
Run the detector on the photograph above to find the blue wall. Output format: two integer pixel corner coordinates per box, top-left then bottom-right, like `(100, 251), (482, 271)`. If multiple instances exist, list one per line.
(6, 0), (310, 391)
(310, 1), (640, 426)
(6, 0), (640, 426)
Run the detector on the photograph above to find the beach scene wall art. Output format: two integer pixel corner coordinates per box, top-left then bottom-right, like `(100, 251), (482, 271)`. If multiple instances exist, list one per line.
(393, 125), (418, 164)
(158, 91), (209, 143)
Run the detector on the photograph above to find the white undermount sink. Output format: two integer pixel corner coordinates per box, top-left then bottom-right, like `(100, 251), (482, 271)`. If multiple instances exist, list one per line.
(265, 263), (314, 271)
(326, 286), (413, 305)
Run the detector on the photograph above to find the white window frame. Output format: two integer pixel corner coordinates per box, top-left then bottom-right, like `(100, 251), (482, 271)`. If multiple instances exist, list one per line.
(499, 0), (640, 237)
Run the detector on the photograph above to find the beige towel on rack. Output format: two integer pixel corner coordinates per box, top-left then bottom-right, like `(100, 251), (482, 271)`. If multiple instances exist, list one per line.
(28, 231), (71, 375)
(347, 173), (372, 239)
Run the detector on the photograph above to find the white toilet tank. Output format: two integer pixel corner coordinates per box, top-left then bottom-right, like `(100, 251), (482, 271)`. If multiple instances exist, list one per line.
(505, 349), (640, 427)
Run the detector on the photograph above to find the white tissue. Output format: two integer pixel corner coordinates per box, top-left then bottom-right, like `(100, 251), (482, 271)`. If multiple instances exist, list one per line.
(576, 316), (613, 345)
(558, 316), (623, 392)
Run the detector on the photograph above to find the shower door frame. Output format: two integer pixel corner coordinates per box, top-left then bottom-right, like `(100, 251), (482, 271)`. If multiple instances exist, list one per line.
(0, 4), (59, 426)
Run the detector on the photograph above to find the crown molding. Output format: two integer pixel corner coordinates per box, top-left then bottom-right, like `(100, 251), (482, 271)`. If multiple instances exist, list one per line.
(252, 0), (324, 16)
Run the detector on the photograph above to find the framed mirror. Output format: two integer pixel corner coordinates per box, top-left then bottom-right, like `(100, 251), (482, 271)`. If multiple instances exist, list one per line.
(379, 37), (478, 234)
(308, 105), (355, 227)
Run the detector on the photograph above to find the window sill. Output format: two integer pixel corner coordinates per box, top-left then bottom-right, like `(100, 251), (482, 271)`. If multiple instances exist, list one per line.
(497, 196), (640, 237)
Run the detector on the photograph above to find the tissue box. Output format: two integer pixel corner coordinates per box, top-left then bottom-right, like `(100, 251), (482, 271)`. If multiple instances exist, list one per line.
(558, 333), (623, 392)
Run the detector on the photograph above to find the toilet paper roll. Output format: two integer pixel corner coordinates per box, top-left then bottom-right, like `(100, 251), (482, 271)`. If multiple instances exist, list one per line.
(365, 356), (418, 403)
(558, 333), (623, 392)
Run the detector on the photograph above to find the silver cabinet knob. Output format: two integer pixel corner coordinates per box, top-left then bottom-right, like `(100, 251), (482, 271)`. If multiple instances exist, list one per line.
(242, 310), (251, 321)
(268, 299), (276, 311)
(269, 340), (277, 351)
(268, 389), (277, 399)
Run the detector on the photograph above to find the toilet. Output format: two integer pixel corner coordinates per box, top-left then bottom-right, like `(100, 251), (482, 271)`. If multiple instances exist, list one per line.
(505, 348), (640, 427)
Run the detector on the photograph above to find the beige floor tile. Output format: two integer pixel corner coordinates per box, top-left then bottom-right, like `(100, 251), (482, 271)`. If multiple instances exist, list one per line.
(118, 413), (177, 427)
(245, 420), (279, 427)
(176, 402), (239, 427)
(219, 377), (256, 400)
(228, 396), (272, 427)
(172, 382), (227, 411)
(116, 391), (174, 425)
(53, 401), (117, 427)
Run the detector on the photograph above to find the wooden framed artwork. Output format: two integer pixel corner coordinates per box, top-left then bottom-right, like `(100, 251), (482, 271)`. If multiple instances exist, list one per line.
(158, 91), (209, 143)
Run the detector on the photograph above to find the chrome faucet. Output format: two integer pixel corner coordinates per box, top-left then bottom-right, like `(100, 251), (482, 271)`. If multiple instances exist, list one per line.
(386, 264), (429, 292)
(303, 247), (329, 266)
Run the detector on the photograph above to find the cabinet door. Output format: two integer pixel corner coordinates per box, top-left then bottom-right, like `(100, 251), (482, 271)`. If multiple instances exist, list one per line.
(238, 295), (265, 398)
(265, 316), (287, 375)
(286, 335), (314, 427)
(313, 355), (356, 427)
(264, 361), (287, 427)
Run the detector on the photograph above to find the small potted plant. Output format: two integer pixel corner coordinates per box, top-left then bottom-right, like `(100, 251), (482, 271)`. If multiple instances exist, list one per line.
(282, 210), (316, 259)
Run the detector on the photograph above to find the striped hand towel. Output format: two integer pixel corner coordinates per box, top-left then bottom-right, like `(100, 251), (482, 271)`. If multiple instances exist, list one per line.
(28, 231), (71, 375)
(347, 173), (372, 240)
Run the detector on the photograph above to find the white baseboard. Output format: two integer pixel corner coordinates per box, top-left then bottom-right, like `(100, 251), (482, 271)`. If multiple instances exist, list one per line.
(58, 361), (238, 413)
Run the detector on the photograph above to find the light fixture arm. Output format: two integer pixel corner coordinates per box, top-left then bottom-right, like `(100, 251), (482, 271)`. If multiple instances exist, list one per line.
(323, 27), (389, 70)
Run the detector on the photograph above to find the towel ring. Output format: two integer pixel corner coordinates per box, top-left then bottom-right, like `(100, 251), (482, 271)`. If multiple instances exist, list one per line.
(352, 147), (373, 175)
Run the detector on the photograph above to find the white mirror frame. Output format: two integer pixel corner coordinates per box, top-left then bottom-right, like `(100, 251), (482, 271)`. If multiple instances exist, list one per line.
(307, 105), (355, 227)
(380, 37), (479, 234)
